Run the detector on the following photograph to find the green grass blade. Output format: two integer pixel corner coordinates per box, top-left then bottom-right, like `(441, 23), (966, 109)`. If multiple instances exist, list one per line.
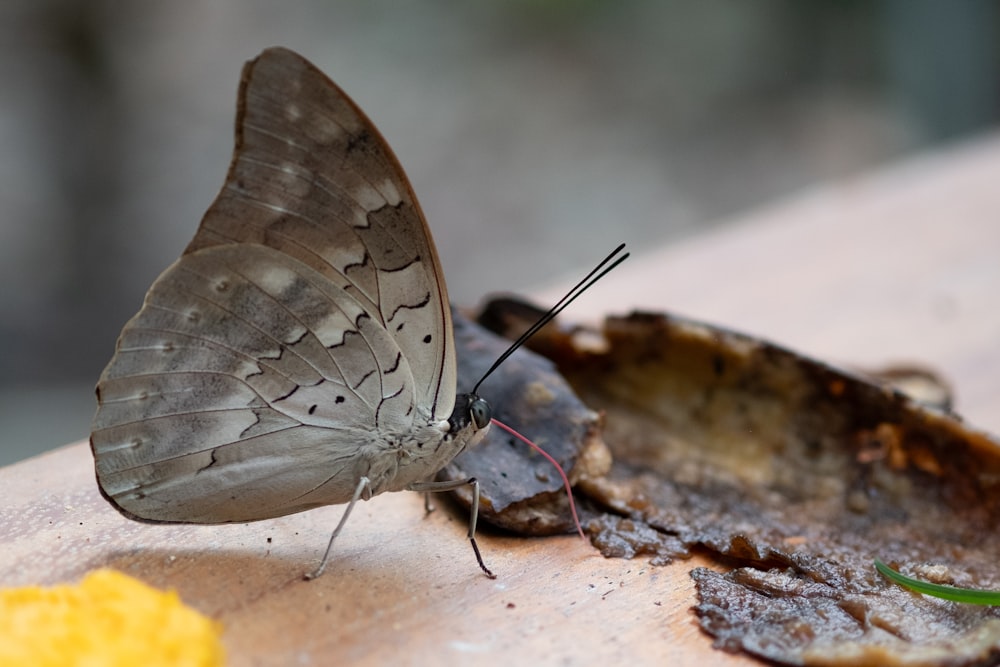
(875, 559), (1000, 605)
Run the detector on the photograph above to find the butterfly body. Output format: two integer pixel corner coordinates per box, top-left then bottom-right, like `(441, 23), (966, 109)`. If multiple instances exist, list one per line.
(91, 48), (489, 533)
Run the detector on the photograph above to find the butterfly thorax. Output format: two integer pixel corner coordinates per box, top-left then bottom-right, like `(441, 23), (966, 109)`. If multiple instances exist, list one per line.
(372, 393), (490, 495)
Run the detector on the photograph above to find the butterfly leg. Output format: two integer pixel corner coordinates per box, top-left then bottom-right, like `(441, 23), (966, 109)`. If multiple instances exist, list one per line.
(304, 476), (372, 581)
(409, 477), (496, 579)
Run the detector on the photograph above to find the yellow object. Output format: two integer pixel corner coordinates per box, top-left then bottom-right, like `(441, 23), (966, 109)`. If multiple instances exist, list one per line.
(0, 569), (225, 667)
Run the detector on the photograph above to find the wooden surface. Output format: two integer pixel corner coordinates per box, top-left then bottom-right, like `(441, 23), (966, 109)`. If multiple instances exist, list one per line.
(3, 132), (1000, 665)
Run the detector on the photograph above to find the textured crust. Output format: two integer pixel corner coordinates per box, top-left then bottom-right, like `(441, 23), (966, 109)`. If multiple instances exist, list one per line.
(463, 298), (1000, 666)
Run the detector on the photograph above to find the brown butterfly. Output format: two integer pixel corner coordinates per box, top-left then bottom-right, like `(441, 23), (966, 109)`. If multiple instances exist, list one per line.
(91, 47), (495, 579)
(91, 47), (619, 580)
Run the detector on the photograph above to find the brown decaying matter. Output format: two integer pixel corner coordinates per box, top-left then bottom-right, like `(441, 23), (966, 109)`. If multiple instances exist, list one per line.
(451, 297), (1000, 667)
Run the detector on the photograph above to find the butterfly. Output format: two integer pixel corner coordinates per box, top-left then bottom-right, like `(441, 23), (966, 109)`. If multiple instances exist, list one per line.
(91, 47), (500, 579)
(92, 47), (620, 580)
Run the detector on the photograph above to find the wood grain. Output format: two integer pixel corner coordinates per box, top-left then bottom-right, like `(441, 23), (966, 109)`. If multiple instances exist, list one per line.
(3, 132), (1000, 665)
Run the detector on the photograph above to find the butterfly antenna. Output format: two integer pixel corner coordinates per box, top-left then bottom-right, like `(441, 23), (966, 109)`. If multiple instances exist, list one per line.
(472, 243), (628, 394)
(469, 244), (628, 541)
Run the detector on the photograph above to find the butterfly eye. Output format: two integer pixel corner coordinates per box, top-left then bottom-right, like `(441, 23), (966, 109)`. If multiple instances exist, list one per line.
(469, 397), (492, 430)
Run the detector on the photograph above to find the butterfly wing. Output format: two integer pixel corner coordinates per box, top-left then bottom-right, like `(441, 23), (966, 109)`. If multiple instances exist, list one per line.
(191, 47), (455, 416)
(92, 48), (457, 523)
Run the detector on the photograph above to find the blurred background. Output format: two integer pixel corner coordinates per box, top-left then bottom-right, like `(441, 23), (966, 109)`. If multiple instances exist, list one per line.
(1, 0), (998, 465)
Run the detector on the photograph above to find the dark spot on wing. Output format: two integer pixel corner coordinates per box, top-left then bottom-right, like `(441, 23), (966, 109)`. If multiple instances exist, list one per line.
(346, 130), (374, 156)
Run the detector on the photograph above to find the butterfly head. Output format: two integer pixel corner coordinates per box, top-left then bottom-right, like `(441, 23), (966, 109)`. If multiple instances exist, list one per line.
(448, 393), (492, 450)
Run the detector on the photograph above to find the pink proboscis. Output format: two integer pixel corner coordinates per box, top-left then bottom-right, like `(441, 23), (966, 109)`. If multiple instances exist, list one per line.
(490, 418), (586, 539)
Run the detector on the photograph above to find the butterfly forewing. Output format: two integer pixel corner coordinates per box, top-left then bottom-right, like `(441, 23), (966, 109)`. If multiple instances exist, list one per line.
(92, 48), (458, 524)
(189, 48), (455, 415)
